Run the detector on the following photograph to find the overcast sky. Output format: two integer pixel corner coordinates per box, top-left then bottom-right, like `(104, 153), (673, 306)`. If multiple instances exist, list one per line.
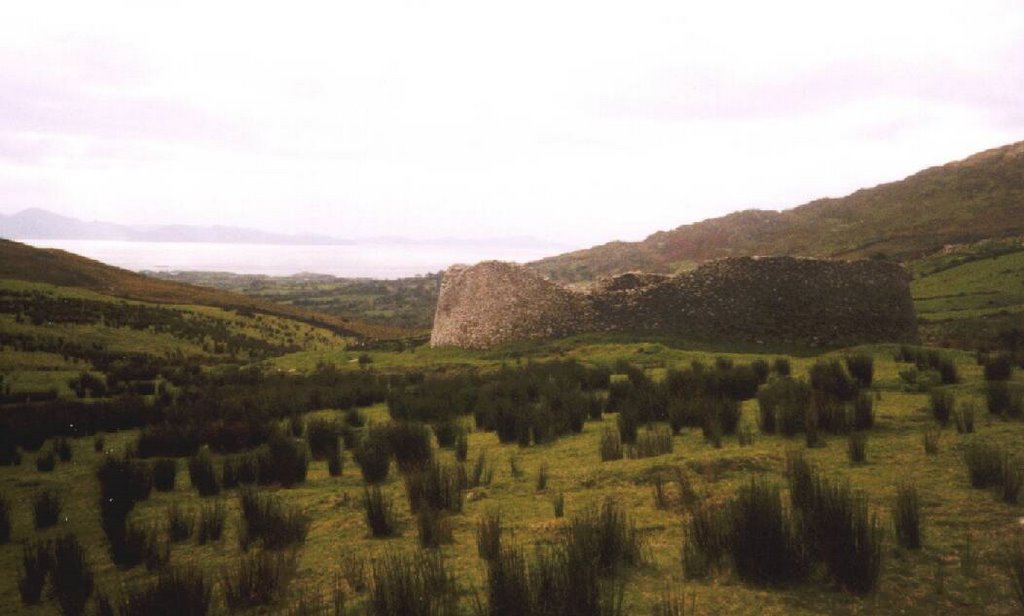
(1, 1), (1022, 247)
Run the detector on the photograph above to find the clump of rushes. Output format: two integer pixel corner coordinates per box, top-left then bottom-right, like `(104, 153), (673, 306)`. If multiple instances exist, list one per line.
(404, 461), (464, 514)
(599, 427), (623, 462)
(845, 353), (874, 388)
(33, 489), (62, 529)
(36, 449), (56, 472)
(469, 451), (493, 487)
(197, 499), (226, 544)
(355, 428), (391, 484)
(1007, 533), (1024, 611)
(455, 431), (469, 463)
(852, 391), (874, 430)
(954, 402), (976, 434)
(119, 566), (212, 616)
(1002, 454), (1024, 504)
(167, 502), (193, 543)
(51, 533), (94, 616)
(964, 441), (1004, 489)
(189, 447), (221, 496)
(929, 390), (954, 427)
(0, 492), (10, 544)
(327, 438), (344, 478)
(238, 488), (310, 550)
(729, 478), (809, 586)
(19, 539), (52, 605)
(847, 432), (867, 465)
(223, 550), (298, 612)
(363, 486), (398, 538)
(894, 484), (922, 550)
(94, 436), (105, 453)
(536, 462), (549, 491)
(368, 551), (458, 616)
(923, 428), (940, 456)
(552, 491), (565, 518)
(55, 437), (72, 462)
(152, 458), (178, 492)
(416, 508), (453, 548)
(476, 510), (502, 561)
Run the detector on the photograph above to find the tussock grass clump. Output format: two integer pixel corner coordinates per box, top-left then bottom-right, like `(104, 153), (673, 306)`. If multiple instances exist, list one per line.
(121, 519), (168, 571)
(51, 534), (94, 616)
(804, 407), (824, 449)
(757, 377), (811, 435)
(477, 510), (502, 561)
(0, 493), (10, 544)
(894, 484), (922, 550)
(223, 550), (297, 612)
(404, 461), (464, 514)
(327, 438), (344, 477)
(355, 428), (391, 484)
(385, 422), (434, 472)
(773, 357), (792, 376)
(368, 551), (458, 616)
(536, 462), (549, 491)
(468, 451), (493, 487)
(730, 478), (809, 586)
(651, 591), (694, 616)
(152, 458), (178, 492)
(617, 403), (639, 445)
(118, 566), (211, 616)
(923, 428), (941, 455)
(565, 500), (645, 574)
(553, 491), (565, 518)
(485, 545), (531, 616)
(984, 353), (1014, 381)
(455, 431), (468, 462)
(1007, 534), (1024, 611)
(259, 432), (310, 488)
(197, 499), (226, 544)
(239, 488), (310, 550)
(55, 437), (72, 462)
(809, 359), (858, 402)
(845, 354), (874, 388)
(954, 402), (976, 434)
(167, 502), (193, 543)
(929, 390), (954, 427)
(97, 454), (153, 566)
(432, 419), (462, 448)
(509, 454), (523, 479)
(188, 448), (221, 496)
(33, 489), (62, 529)
(340, 554), (368, 594)
(346, 407), (366, 427)
(19, 539), (52, 605)
(416, 508), (453, 548)
(847, 432), (867, 465)
(223, 452), (259, 488)
(962, 442), (1003, 489)
(987, 382), (1024, 417)
(685, 501), (730, 575)
(36, 449), (56, 472)
(599, 427), (623, 462)
(630, 425), (673, 459)
(1002, 455), (1023, 504)
(363, 486), (398, 538)
(852, 391), (874, 430)
(94, 436), (105, 453)
(306, 418), (344, 460)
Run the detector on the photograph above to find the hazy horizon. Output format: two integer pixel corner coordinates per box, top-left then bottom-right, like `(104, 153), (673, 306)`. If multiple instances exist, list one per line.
(2, 2), (1023, 247)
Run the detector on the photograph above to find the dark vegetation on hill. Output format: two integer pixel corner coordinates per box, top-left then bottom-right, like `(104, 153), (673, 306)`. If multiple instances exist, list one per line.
(150, 270), (440, 331)
(0, 240), (414, 341)
(530, 141), (1024, 282)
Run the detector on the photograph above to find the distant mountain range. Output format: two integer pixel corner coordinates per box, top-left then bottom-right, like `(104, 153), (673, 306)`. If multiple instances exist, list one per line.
(0, 208), (564, 249)
(529, 141), (1024, 282)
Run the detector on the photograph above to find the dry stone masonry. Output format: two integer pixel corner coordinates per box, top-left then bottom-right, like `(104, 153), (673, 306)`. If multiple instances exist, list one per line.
(430, 257), (918, 349)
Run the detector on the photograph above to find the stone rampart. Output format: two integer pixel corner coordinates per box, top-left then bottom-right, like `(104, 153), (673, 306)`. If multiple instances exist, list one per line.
(429, 257), (918, 348)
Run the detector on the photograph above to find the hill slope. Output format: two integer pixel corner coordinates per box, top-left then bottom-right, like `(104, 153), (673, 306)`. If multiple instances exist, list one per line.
(531, 141), (1024, 282)
(0, 239), (415, 340)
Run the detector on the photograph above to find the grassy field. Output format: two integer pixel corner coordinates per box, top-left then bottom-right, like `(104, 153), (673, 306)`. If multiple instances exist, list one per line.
(3, 343), (1024, 614)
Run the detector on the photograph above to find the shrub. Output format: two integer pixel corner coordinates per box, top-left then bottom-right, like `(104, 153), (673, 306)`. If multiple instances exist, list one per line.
(809, 359), (858, 401)
(923, 428), (940, 456)
(51, 534), (94, 616)
(354, 429), (391, 484)
(477, 510), (502, 561)
(239, 488), (310, 550)
(599, 427), (623, 462)
(368, 551), (458, 616)
(565, 500), (645, 574)
(222, 550), (297, 611)
(845, 354), (874, 388)
(536, 462), (549, 491)
(455, 431), (468, 463)
(36, 449), (56, 472)
(929, 390), (954, 427)
(847, 432), (867, 465)
(33, 489), (62, 529)
(955, 403), (976, 434)
(416, 508), (453, 548)
(260, 433), (309, 488)
(404, 461), (463, 514)
(984, 353), (1014, 381)
(617, 403), (639, 445)
(118, 566), (211, 616)
(0, 493), (8, 544)
(363, 487), (398, 537)
(1003, 454), (1023, 504)
(852, 392), (874, 431)
(19, 539), (51, 605)
(167, 502), (193, 543)
(188, 448), (221, 496)
(385, 422), (434, 472)
(731, 478), (810, 587)
(469, 451), (493, 487)
(306, 418), (344, 460)
(553, 491), (565, 518)
(197, 500), (226, 544)
(894, 484), (922, 550)
(152, 458), (178, 492)
(631, 425), (673, 459)
(327, 439), (344, 477)
(55, 437), (72, 462)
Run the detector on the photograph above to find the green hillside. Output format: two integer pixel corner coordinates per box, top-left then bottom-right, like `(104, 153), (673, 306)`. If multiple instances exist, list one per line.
(532, 141), (1024, 282)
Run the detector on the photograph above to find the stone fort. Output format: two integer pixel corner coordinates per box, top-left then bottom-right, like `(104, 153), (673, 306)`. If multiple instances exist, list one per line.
(429, 256), (918, 349)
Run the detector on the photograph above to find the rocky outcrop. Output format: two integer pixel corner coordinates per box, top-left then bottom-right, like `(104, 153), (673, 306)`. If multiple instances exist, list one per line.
(430, 257), (918, 349)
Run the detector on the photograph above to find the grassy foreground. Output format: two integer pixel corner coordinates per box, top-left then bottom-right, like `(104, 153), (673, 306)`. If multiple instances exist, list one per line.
(2, 345), (1024, 614)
